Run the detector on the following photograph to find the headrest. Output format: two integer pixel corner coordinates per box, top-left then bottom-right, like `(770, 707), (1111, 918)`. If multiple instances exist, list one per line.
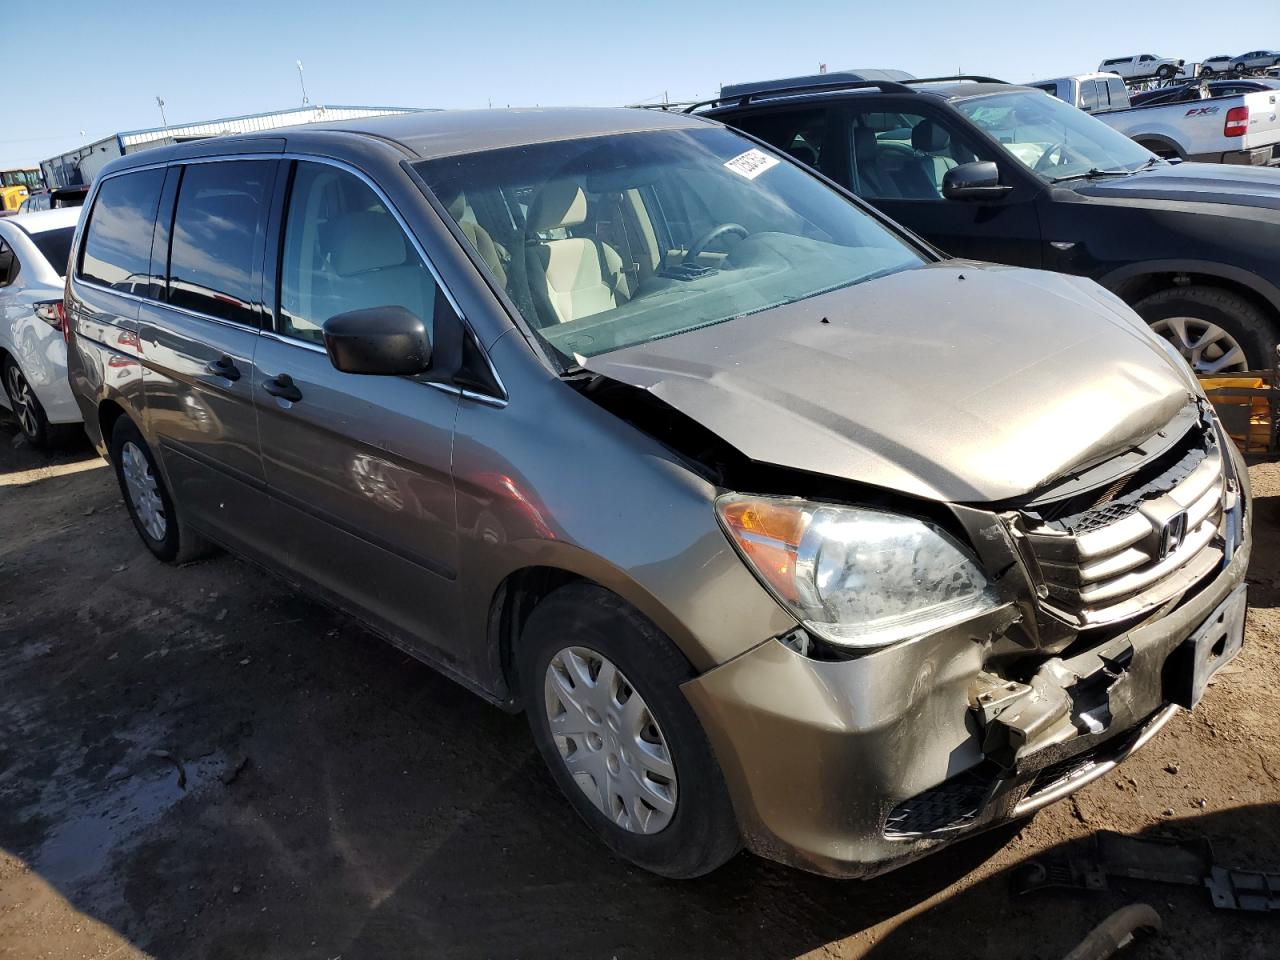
(912, 120), (950, 153)
(527, 181), (587, 233)
(853, 126), (879, 157)
(445, 190), (467, 221)
(331, 210), (407, 276)
(786, 143), (818, 166)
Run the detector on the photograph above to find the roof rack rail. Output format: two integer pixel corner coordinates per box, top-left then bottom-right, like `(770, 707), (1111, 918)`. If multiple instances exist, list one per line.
(902, 75), (1008, 85)
(683, 79), (914, 114)
(628, 101), (701, 111)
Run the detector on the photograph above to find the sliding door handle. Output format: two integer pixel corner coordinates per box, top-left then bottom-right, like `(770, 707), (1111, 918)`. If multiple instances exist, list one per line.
(204, 355), (241, 381)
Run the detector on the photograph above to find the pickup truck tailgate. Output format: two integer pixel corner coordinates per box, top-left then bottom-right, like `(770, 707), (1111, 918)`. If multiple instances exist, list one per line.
(1240, 89), (1280, 157)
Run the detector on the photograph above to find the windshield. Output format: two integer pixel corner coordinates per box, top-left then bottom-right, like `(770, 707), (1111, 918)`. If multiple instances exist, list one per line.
(31, 226), (75, 277)
(413, 126), (926, 361)
(956, 91), (1156, 181)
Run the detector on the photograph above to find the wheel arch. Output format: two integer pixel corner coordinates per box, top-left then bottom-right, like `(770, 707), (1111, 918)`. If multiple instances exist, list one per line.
(482, 547), (733, 712)
(97, 397), (128, 450)
(1103, 261), (1280, 328)
(1133, 135), (1186, 161)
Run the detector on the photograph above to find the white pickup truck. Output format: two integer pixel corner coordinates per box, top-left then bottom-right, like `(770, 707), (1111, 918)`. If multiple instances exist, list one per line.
(1095, 83), (1280, 165)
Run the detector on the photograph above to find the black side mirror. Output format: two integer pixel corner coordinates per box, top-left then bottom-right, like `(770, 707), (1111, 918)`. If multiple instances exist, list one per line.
(942, 161), (1013, 202)
(322, 306), (431, 376)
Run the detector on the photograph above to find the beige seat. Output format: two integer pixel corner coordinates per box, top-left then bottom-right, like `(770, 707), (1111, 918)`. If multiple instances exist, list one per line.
(525, 181), (630, 325)
(447, 191), (508, 288)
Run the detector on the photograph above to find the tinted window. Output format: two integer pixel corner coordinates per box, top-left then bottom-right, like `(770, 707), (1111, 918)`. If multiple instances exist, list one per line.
(168, 160), (274, 325)
(31, 227), (75, 277)
(0, 240), (15, 286)
(278, 161), (437, 346)
(729, 109), (830, 175)
(78, 169), (164, 293)
(845, 108), (995, 200)
(1080, 82), (1101, 112)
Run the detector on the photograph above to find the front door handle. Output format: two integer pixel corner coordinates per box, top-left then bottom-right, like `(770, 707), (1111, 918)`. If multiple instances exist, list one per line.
(263, 373), (303, 403)
(205, 355), (241, 381)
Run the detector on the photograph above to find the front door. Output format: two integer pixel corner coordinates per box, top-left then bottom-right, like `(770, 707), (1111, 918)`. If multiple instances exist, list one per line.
(837, 102), (1045, 267)
(254, 160), (463, 664)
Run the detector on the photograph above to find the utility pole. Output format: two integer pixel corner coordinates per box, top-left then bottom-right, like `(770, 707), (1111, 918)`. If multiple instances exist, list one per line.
(296, 60), (310, 106)
(156, 96), (168, 127)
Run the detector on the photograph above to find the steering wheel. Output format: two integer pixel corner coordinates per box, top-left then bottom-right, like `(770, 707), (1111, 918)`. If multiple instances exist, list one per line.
(1033, 142), (1086, 175)
(684, 222), (749, 264)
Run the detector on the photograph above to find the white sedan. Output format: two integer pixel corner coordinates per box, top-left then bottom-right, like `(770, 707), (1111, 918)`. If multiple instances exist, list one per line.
(0, 207), (82, 446)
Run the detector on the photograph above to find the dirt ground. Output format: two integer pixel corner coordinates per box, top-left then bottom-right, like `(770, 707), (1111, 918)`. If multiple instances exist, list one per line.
(0, 413), (1277, 960)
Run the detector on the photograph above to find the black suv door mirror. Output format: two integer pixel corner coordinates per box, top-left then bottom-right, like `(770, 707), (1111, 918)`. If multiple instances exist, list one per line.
(942, 161), (1013, 201)
(323, 306), (432, 376)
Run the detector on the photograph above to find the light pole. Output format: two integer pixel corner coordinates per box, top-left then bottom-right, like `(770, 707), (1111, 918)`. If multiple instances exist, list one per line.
(296, 60), (310, 106)
(156, 96), (168, 127)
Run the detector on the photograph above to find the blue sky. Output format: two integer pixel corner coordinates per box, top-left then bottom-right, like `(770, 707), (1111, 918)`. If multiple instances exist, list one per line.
(5, 0), (1274, 170)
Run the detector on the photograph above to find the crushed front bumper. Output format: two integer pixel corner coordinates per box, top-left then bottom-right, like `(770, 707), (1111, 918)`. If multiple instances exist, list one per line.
(682, 503), (1250, 880)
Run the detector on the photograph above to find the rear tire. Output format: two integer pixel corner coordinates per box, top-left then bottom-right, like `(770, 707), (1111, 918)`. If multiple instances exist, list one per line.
(109, 416), (213, 564)
(3, 356), (60, 448)
(518, 582), (741, 879)
(1134, 286), (1276, 374)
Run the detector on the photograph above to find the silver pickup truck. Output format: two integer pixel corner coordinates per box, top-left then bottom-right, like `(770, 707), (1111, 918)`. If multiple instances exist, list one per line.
(1095, 84), (1280, 165)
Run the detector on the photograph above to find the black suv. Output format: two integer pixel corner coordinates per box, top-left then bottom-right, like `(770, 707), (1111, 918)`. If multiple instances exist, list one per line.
(702, 75), (1280, 374)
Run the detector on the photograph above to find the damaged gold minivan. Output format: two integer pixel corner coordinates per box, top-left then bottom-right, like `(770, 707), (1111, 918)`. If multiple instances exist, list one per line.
(67, 108), (1250, 880)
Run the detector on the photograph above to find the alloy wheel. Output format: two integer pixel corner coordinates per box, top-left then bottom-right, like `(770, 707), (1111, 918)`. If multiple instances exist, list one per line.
(5, 364), (38, 439)
(1149, 316), (1249, 375)
(543, 646), (678, 835)
(121, 441), (167, 541)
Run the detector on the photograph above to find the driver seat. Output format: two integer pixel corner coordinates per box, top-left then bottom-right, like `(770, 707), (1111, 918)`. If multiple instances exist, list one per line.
(525, 181), (631, 325)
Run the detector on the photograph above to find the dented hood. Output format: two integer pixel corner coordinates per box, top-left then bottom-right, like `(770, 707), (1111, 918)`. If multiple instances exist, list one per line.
(582, 262), (1198, 503)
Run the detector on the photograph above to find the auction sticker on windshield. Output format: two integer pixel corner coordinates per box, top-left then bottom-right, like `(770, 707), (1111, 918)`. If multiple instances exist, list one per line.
(724, 149), (780, 180)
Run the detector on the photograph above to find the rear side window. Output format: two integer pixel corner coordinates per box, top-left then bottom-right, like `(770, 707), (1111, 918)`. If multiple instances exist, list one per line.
(728, 108), (830, 175)
(277, 161), (437, 345)
(78, 169), (164, 293)
(31, 227), (75, 278)
(0, 240), (16, 286)
(168, 160), (274, 326)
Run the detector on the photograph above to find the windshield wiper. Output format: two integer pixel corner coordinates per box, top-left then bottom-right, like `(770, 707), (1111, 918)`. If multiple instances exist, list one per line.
(1053, 167), (1134, 183)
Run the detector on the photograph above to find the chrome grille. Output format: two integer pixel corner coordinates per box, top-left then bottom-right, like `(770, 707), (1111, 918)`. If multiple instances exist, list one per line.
(1017, 425), (1229, 627)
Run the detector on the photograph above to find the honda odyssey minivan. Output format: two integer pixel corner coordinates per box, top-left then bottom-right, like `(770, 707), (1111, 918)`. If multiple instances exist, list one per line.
(66, 108), (1251, 880)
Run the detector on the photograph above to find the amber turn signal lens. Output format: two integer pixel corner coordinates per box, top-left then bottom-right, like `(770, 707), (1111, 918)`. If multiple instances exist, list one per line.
(718, 498), (808, 603)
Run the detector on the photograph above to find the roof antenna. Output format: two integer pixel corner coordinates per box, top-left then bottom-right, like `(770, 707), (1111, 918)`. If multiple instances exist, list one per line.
(296, 60), (310, 106)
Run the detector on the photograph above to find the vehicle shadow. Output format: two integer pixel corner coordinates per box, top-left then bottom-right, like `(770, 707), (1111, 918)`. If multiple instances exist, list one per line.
(862, 803), (1280, 960)
(1245, 492), (1280, 609)
(0, 409), (97, 480)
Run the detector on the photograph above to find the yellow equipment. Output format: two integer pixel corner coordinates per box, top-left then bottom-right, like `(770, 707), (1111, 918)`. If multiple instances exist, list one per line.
(1, 169), (42, 213)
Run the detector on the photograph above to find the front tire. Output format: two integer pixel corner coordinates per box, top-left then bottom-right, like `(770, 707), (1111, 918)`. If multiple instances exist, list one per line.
(1135, 286), (1275, 374)
(519, 583), (741, 878)
(109, 416), (212, 564)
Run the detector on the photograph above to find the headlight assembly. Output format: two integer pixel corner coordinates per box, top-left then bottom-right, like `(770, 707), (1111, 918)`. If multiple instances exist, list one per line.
(717, 494), (998, 650)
